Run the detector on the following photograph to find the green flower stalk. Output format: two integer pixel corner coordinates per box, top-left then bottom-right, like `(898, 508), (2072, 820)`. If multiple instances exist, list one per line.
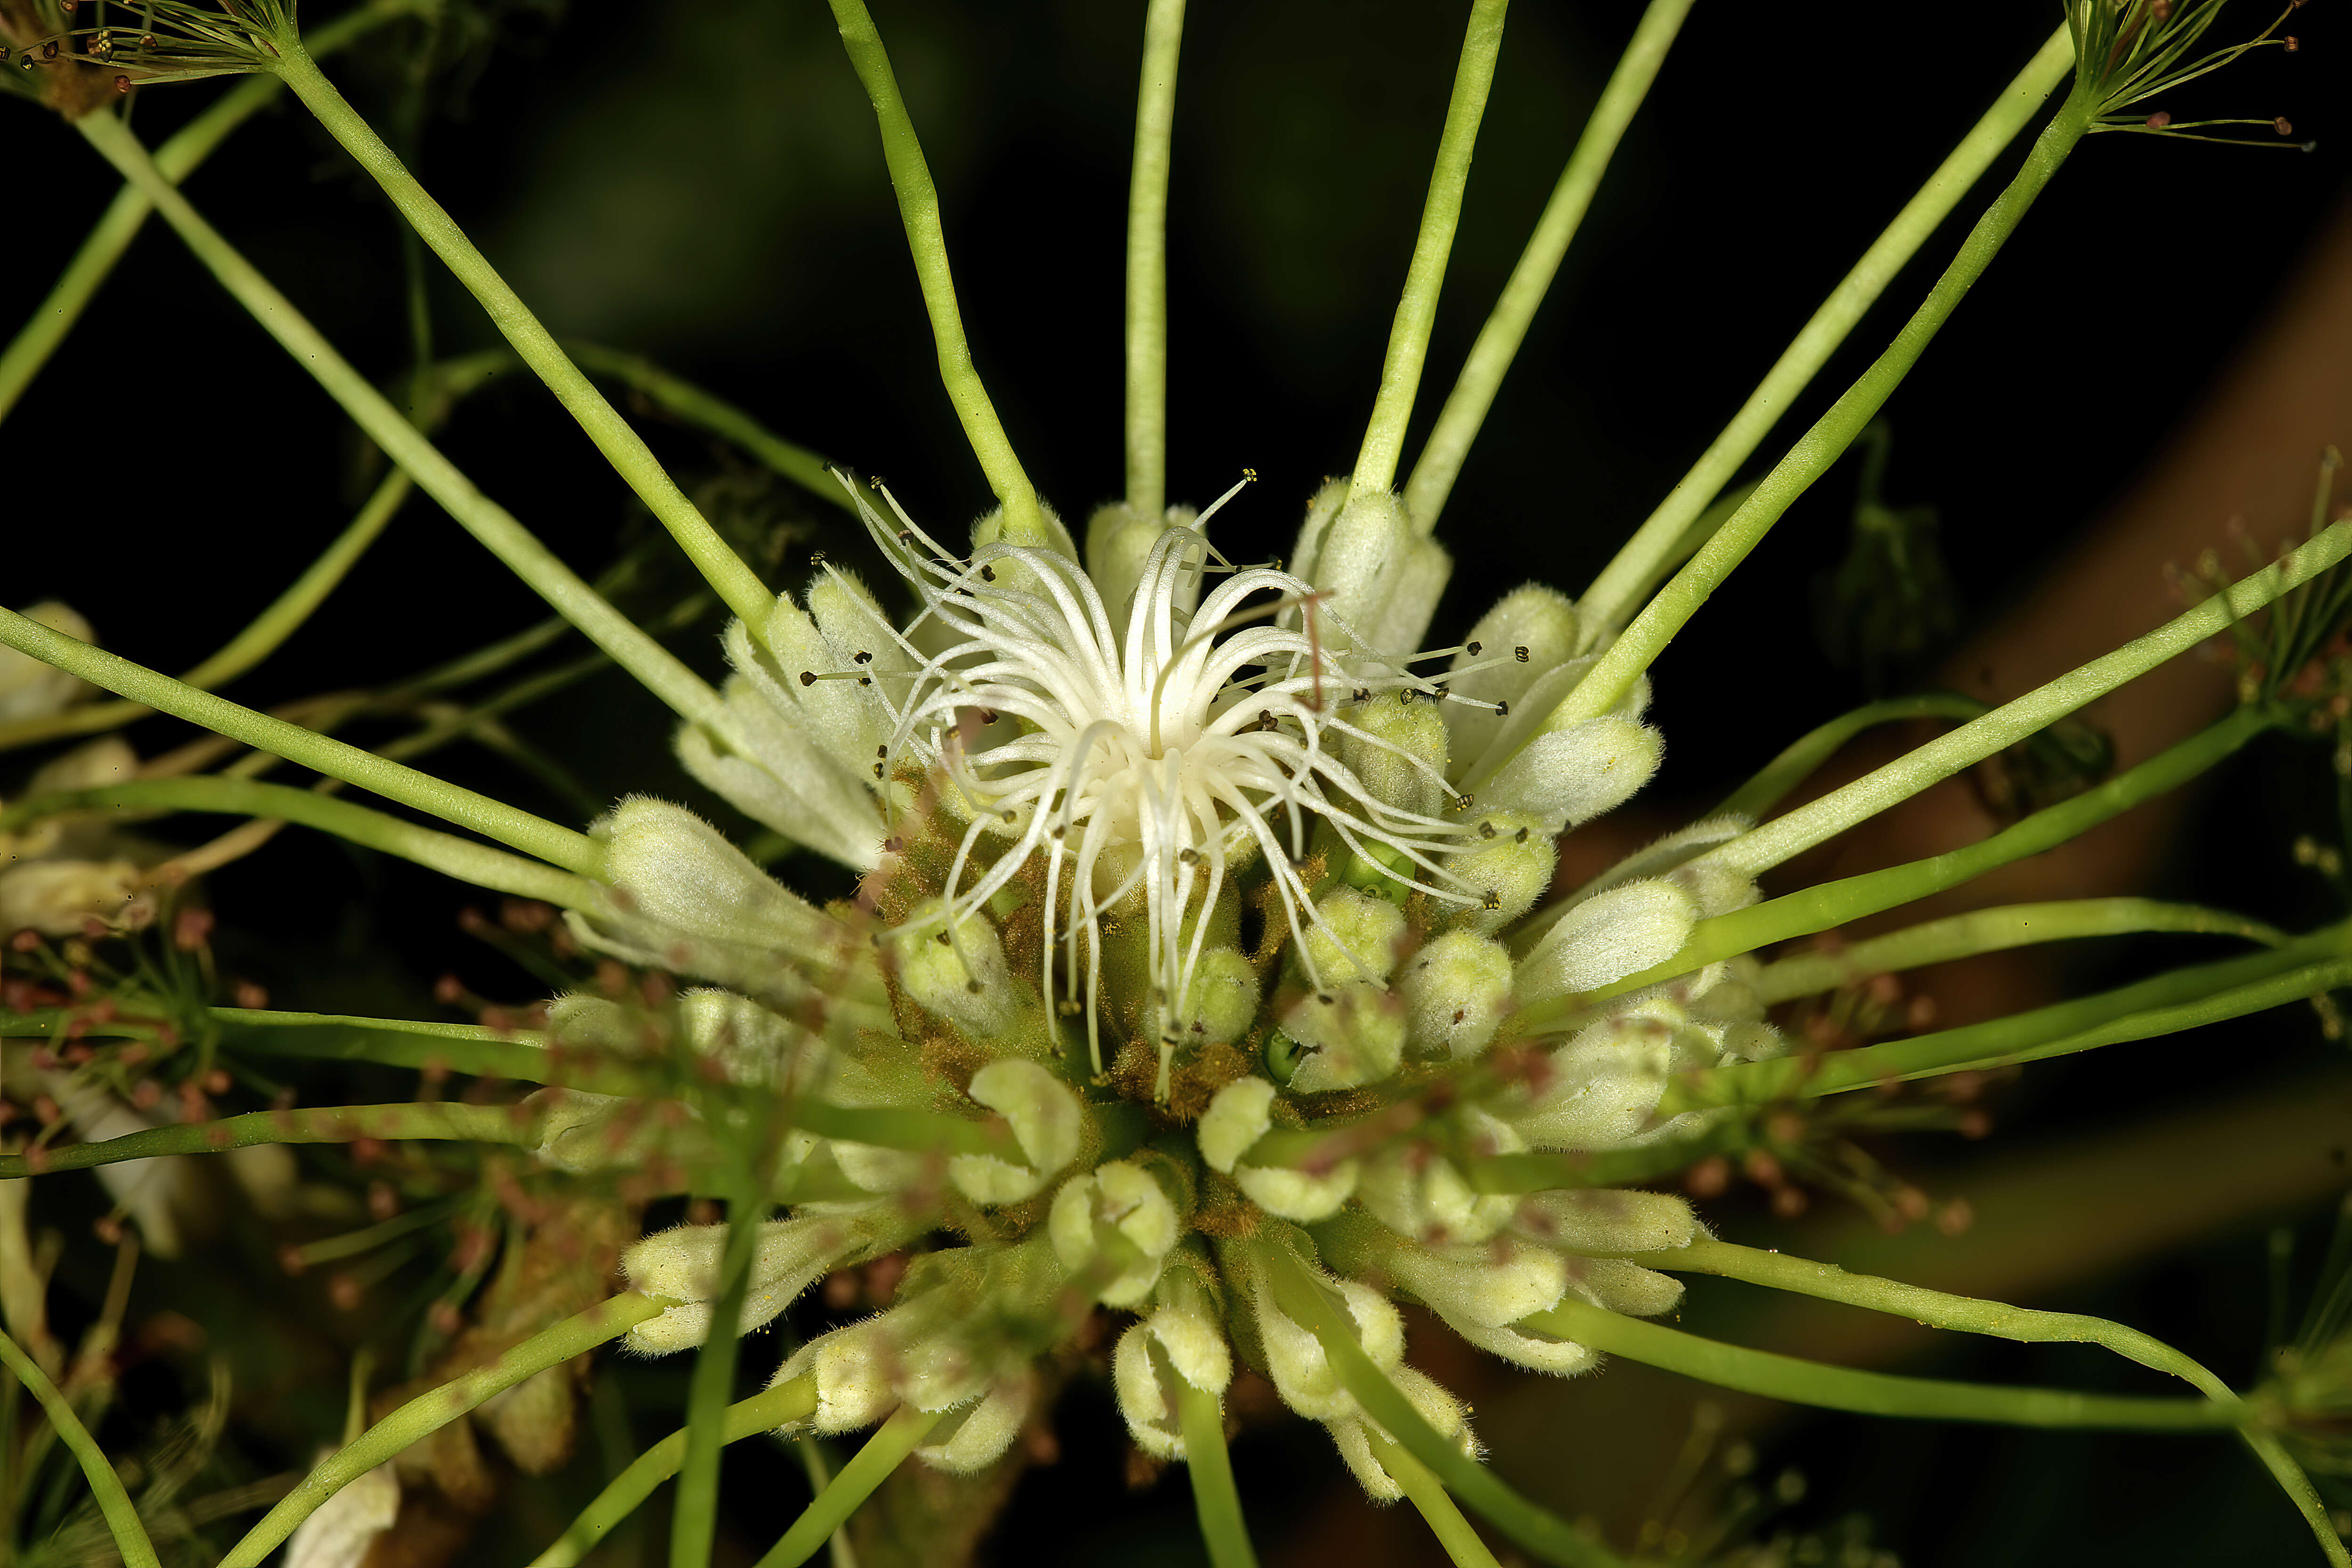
(0, 1), (2337, 1566)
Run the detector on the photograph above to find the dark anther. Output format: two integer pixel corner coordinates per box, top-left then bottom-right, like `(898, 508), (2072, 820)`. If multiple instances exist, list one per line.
(810, 550), (828, 564)
(1494, 700), (1509, 716)
(854, 650), (874, 664)
(1178, 847), (1200, 865)
(1317, 993), (1335, 1006)
(2276, 116), (2295, 136)
(873, 763), (886, 778)
(114, 73), (129, 91)
(1398, 687), (1415, 704)
(877, 745), (890, 758)
(1483, 890), (1502, 911)
(980, 564), (996, 582)
(1479, 821), (1497, 840)
(898, 529), (915, 544)
(966, 979), (984, 994)
(41, 40), (59, 58)
(1514, 826), (1529, 843)
(1514, 645), (1530, 663)
(799, 671), (818, 686)
(1454, 792), (1474, 810)
(858, 675), (872, 686)
(980, 709), (999, 725)
(1467, 640), (1482, 656)
(2146, 111), (2172, 129)
(1352, 687), (1370, 703)
(936, 932), (952, 945)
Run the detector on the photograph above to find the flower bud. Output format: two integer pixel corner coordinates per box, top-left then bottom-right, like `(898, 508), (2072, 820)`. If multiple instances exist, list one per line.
(680, 629), (882, 873)
(1049, 1158), (1183, 1306)
(1397, 929), (1512, 1061)
(1246, 1257), (1403, 1422)
(1309, 489), (1414, 645)
(1086, 500), (1204, 629)
(282, 1458), (398, 1568)
(1514, 879), (1697, 1004)
(1444, 585), (1581, 767)
(775, 1316), (899, 1435)
(1281, 983), (1406, 1094)
(1562, 1255), (1683, 1317)
(0, 601), (92, 722)
(1501, 1003), (1682, 1149)
(1440, 811), (1555, 935)
(1513, 1188), (1697, 1256)
(1180, 947), (1261, 1045)
(914, 1372), (1035, 1473)
(971, 499), (1080, 603)
(1199, 1076), (1275, 1174)
(1334, 689), (1451, 820)
(0, 858), (147, 936)
(623, 1205), (906, 1355)
(528, 1087), (666, 1176)
(1234, 1159), (1360, 1224)
(1324, 1364), (1477, 1501)
(1286, 477), (1354, 596)
(888, 898), (1036, 1040)
(1111, 1264), (1233, 1459)
(1302, 888), (1408, 986)
(1478, 717), (1662, 832)
(1385, 1234), (1568, 1331)
(1365, 535), (1453, 662)
(947, 1058), (1082, 1205)
(1357, 1110), (1520, 1244)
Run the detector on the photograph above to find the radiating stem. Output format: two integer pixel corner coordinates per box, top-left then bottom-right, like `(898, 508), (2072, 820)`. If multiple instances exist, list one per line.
(1351, 0), (1509, 502)
(0, 777), (596, 905)
(1715, 523), (2352, 877)
(218, 1293), (669, 1568)
(672, 1182), (770, 1568)
(0, 0), (414, 425)
(1524, 1298), (2234, 1429)
(1576, 23), (2075, 631)
(1402, 0), (1692, 531)
(528, 1380), (819, 1568)
(261, 40), (774, 630)
(0, 1326), (161, 1568)
(751, 1403), (945, 1568)
(1551, 76), (2097, 726)
(1254, 1242), (1627, 1568)
(70, 111), (735, 743)
(0, 1103), (533, 1179)
(0, 605), (602, 874)
(1176, 1380), (1258, 1568)
(1711, 693), (1988, 822)
(1756, 897), (2284, 1004)
(824, 0), (1045, 536)
(0, 470), (412, 752)
(1124, 0), (1185, 520)
(1576, 705), (2278, 1013)
(1364, 1429), (1503, 1568)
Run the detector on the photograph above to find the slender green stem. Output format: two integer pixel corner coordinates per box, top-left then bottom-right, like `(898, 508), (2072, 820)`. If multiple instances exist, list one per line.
(0, 777), (597, 905)
(1666, 919), (2352, 1110)
(823, 0), (1044, 535)
(1253, 1243), (1627, 1568)
(0, 0), (414, 425)
(1523, 1298), (2234, 1429)
(1711, 693), (1988, 822)
(1402, 0), (1691, 531)
(1576, 23), (2075, 630)
(0, 1326), (161, 1568)
(1363, 1429), (1502, 1568)
(260, 41), (773, 629)
(528, 1380), (819, 1568)
(751, 1403), (944, 1568)
(1572, 705), (2277, 1016)
(1551, 77), (2097, 727)
(210, 1008), (563, 1082)
(0, 471), (413, 752)
(672, 1183), (771, 1568)
(0, 1102), (533, 1179)
(1351, 0), (1508, 502)
(1124, 0), (1185, 520)
(1176, 1380), (1258, 1568)
(1756, 896), (2284, 1004)
(563, 342), (843, 510)
(217, 1294), (668, 1568)
(70, 111), (735, 743)
(1717, 525), (2352, 877)
(0, 605), (602, 875)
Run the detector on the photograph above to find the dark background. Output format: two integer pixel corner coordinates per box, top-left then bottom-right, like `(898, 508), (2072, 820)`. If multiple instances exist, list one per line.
(5, 1), (2350, 1563)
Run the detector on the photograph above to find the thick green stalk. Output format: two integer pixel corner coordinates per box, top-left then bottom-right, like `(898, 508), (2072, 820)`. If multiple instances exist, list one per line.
(1553, 74), (2097, 726)
(528, 1380), (819, 1568)
(1254, 1243), (1627, 1568)
(1524, 1298), (2234, 1429)
(1402, 0), (1692, 530)
(1711, 693), (1988, 822)
(0, 605), (601, 874)
(0, 0), (413, 425)
(0, 471), (412, 752)
(1577, 705), (2277, 1013)
(823, 0), (1045, 536)
(1364, 1430), (1503, 1568)
(1577, 23), (2075, 630)
(70, 111), (735, 743)
(1756, 897), (2284, 1004)
(261, 42), (773, 630)
(1351, 0), (1509, 501)
(751, 1403), (944, 1568)
(0, 777), (596, 905)
(1666, 918), (2352, 1110)
(1177, 1380), (1259, 1568)
(219, 1294), (669, 1568)
(0, 1102), (532, 1179)
(1124, 0), (1185, 520)
(1717, 525), (2352, 877)
(672, 1184), (770, 1568)
(0, 1326), (161, 1568)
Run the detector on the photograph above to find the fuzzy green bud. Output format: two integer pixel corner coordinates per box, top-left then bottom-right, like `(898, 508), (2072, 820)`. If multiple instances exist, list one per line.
(1514, 880), (1698, 1004)
(887, 898), (1037, 1042)
(1325, 1364), (1476, 1501)
(1480, 716), (1662, 832)
(1302, 887), (1409, 986)
(1050, 1158), (1183, 1307)
(622, 1206), (903, 1355)
(1445, 585), (1581, 768)
(1281, 983), (1406, 1094)
(1335, 687), (1452, 820)
(1397, 929), (1513, 1062)
(914, 1374), (1037, 1474)
(1310, 489), (1414, 648)
(1085, 500), (1203, 628)
(1180, 946), (1262, 1045)
(1357, 1109), (1520, 1243)
(1440, 809), (1555, 935)
(1111, 1259), (1233, 1459)
(948, 1058), (1083, 1205)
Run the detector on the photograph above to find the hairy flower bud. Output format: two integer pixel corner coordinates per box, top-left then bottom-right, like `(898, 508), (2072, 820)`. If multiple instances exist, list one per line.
(948, 1059), (1083, 1205)
(1514, 879), (1698, 1004)
(1281, 983), (1406, 1094)
(623, 1205), (907, 1354)
(1397, 928), (1513, 1061)
(1479, 717), (1662, 832)
(888, 898), (1036, 1040)
(1324, 1364), (1477, 1501)
(1050, 1158), (1183, 1306)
